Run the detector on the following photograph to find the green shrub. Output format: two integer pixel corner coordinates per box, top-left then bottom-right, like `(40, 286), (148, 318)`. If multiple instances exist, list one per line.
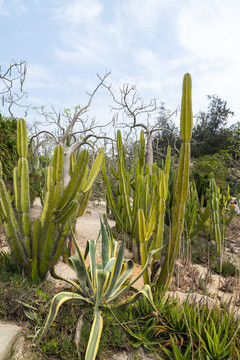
(212, 260), (238, 277)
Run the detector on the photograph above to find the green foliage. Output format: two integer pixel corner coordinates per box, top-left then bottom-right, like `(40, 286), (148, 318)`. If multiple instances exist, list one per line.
(192, 95), (234, 158)
(212, 260), (239, 277)
(0, 118), (104, 282)
(0, 114), (18, 182)
(39, 219), (159, 360)
(126, 295), (240, 359)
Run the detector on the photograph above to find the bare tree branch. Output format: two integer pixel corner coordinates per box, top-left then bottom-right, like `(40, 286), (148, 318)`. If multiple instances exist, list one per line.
(60, 71), (111, 144)
(0, 60), (29, 117)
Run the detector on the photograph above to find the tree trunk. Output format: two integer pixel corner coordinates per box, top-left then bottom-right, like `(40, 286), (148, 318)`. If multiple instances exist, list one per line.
(146, 132), (153, 174)
(63, 148), (71, 186)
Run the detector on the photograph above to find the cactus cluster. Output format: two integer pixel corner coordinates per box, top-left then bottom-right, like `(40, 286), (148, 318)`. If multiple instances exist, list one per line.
(103, 74), (193, 289)
(0, 118), (104, 282)
(102, 130), (171, 260)
(207, 174), (234, 257)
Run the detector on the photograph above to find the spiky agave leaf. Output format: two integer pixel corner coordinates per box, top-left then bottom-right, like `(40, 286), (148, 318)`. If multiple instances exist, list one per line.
(85, 310), (103, 360)
(39, 292), (94, 341)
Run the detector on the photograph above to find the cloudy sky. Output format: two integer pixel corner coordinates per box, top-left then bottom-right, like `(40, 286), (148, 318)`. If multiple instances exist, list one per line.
(1, 0), (239, 128)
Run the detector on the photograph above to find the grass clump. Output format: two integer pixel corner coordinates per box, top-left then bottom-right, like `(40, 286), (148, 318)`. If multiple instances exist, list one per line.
(211, 260), (239, 277)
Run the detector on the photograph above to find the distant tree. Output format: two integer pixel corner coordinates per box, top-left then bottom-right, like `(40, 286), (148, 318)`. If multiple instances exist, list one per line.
(102, 82), (177, 173)
(211, 123), (240, 193)
(31, 72), (113, 186)
(153, 102), (180, 163)
(0, 60), (28, 117)
(191, 95), (234, 158)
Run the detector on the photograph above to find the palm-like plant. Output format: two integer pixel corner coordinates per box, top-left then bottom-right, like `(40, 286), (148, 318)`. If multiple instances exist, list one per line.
(39, 219), (161, 360)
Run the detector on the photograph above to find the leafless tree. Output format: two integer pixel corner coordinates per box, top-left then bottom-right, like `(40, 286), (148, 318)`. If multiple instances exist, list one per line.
(102, 80), (178, 173)
(0, 60), (29, 117)
(30, 72), (114, 185)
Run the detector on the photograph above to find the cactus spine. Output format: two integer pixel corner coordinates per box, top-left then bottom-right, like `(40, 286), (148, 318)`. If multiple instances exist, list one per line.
(0, 118), (104, 282)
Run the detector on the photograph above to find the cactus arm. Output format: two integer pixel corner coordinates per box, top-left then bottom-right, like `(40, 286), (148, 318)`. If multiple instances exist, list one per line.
(20, 157), (31, 256)
(39, 221), (56, 278)
(118, 154), (132, 231)
(40, 166), (53, 225)
(0, 178), (26, 266)
(49, 222), (70, 268)
(84, 148), (104, 193)
(31, 218), (41, 281)
(138, 209), (149, 284)
(55, 149), (89, 212)
(139, 130), (145, 168)
(77, 190), (92, 217)
(13, 167), (21, 213)
(190, 205), (210, 238)
(17, 118), (28, 157)
(209, 174), (222, 255)
(102, 160), (128, 233)
(68, 152), (76, 176)
(154, 171), (167, 253)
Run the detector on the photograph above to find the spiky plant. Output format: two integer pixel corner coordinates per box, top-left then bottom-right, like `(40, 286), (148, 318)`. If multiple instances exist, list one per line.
(0, 118), (104, 282)
(156, 73), (193, 289)
(39, 219), (160, 360)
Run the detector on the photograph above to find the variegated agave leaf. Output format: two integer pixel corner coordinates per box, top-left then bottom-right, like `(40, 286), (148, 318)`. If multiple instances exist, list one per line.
(42, 218), (160, 360)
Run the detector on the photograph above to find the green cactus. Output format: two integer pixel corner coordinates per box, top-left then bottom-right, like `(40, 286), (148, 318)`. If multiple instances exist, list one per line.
(207, 174), (234, 260)
(156, 73), (193, 288)
(183, 180), (210, 262)
(0, 118), (104, 282)
(102, 130), (171, 262)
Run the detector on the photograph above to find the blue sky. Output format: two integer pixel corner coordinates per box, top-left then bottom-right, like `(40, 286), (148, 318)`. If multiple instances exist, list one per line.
(1, 0), (239, 128)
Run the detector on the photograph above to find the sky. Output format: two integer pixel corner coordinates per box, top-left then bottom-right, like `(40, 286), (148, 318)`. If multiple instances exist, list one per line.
(1, 0), (240, 130)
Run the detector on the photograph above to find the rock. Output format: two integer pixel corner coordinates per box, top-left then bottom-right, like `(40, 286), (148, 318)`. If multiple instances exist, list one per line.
(0, 322), (22, 360)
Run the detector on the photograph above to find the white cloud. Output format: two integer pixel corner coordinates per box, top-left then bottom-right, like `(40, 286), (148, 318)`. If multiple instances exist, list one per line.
(0, 0), (9, 15)
(54, 14), (132, 68)
(174, 0), (240, 122)
(26, 64), (62, 91)
(54, 0), (102, 26)
(0, 0), (27, 16)
(120, 0), (177, 32)
(177, 0), (240, 62)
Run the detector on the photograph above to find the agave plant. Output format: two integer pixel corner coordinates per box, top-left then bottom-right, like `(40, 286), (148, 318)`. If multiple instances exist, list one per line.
(39, 219), (161, 360)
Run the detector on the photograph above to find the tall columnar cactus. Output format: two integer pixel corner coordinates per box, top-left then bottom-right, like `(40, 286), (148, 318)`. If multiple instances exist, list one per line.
(156, 73), (193, 288)
(0, 118), (104, 282)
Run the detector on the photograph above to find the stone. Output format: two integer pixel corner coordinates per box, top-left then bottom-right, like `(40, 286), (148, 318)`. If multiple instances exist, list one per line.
(0, 322), (22, 360)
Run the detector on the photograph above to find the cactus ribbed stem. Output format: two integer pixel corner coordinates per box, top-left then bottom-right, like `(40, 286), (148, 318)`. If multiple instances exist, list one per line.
(157, 73), (193, 289)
